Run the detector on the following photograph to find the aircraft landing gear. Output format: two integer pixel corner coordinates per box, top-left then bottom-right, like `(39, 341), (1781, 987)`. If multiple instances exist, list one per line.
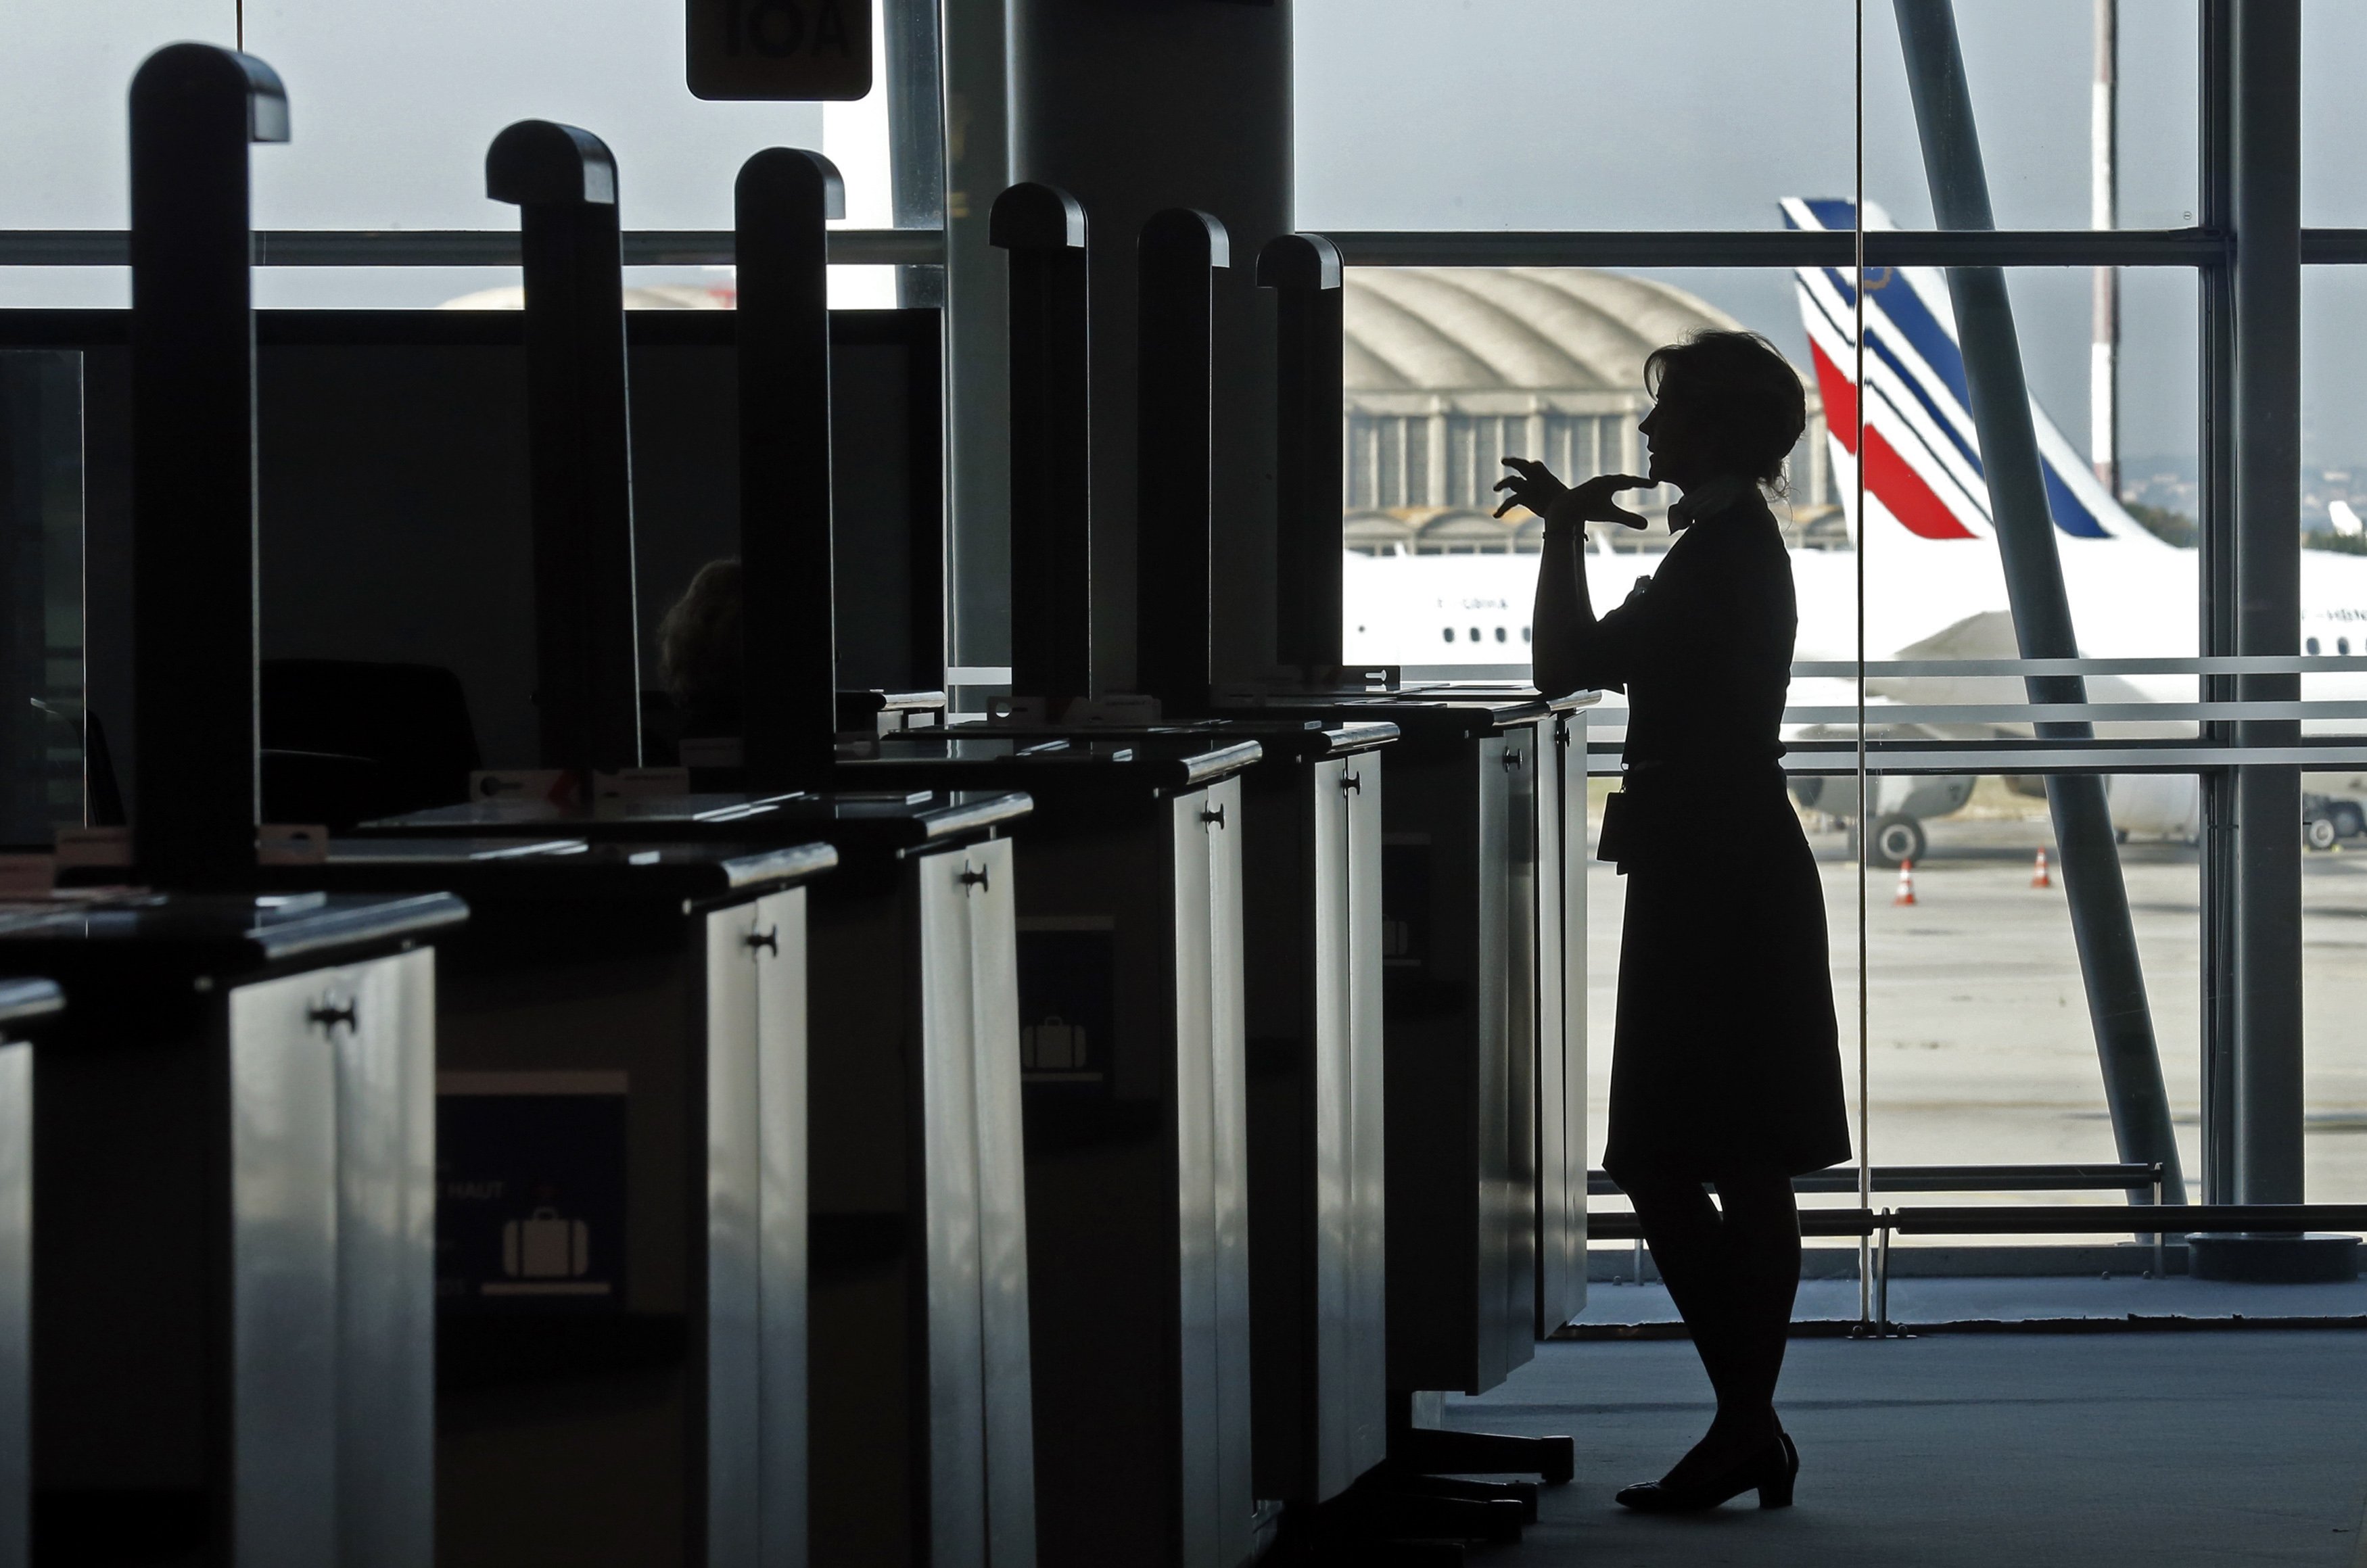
(1855, 812), (1926, 870)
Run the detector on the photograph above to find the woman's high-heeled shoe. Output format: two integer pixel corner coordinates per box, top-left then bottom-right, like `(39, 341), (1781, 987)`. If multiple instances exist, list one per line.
(1615, 1431), (1798, 1513)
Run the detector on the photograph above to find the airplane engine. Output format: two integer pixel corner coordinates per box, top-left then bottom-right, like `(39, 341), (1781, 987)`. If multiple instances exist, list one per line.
(1789, 773), (1974, 868)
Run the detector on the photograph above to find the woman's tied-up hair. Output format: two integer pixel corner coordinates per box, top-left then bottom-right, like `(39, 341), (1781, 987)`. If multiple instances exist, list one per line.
(1643, 329), (1809, 494)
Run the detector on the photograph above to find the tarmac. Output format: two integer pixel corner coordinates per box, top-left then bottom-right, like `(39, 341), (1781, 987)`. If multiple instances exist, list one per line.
(1578, 804), (2367, 1215)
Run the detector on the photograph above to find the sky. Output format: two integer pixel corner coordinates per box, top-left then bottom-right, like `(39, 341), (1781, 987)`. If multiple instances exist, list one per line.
(1294, 0), (2367, 475)
(7, 0), (2367, 464)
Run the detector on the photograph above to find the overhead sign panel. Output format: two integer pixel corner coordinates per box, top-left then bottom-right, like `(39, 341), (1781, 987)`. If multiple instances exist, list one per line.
(686, 0), (872, 101)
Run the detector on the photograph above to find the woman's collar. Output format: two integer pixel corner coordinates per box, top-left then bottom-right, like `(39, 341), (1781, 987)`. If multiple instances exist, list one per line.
(1666, 475), (1764, 530)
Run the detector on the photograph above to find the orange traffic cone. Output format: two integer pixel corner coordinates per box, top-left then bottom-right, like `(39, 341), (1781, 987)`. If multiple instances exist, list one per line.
(2032, 849), (2052, 888)
(1893, 859), (1917, 907)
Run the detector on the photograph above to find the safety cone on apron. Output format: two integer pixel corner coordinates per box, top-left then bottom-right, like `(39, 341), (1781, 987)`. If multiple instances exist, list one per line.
(2032, 849), (2052, 888)
(1893, 859), (1917, 907)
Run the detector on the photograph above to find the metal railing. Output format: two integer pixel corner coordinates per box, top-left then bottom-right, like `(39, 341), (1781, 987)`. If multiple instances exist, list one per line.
(0, 228), (942, 268)
(1590, 1178), (2367, 1333)
(7, 223), (2367, 274)
(1591, 1162), (2170, 1300)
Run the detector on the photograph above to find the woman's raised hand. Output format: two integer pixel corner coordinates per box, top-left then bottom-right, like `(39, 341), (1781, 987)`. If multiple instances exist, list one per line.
(1493, 457), (1654, 529)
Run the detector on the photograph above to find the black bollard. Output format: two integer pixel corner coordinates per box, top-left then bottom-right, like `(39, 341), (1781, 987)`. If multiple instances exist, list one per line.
(1258, 235), (1347, 681)
(1135, 208), (1227, 713)
(991, 184), (1095, 715)
(736, 148), (845, 794)
(128, 43), (287, 888)
(487, 121), (643, 774)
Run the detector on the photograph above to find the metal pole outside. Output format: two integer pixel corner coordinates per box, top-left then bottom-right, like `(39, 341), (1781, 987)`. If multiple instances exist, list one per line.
(2092, 0), (2122, 495)
(2197, 0), (2242, 1208)
(2228, 0), (2304, 1208)
(882, 0), (947, 310)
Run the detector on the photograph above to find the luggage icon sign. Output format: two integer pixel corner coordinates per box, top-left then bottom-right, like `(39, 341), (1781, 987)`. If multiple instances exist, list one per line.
(502, 1206), (592, 1279)
(1021, 1014), (1087, 1071)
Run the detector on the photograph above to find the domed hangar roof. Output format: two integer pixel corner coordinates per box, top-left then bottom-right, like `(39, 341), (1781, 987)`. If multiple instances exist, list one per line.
(1344, 268), (1743, 396)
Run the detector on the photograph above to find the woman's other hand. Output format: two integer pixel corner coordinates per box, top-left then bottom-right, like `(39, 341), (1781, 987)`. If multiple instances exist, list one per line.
(1494, 457), (1653, 529)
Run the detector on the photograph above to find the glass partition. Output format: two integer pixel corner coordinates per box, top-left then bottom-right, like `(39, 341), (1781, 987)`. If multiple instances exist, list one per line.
(0, 352), (88, 843)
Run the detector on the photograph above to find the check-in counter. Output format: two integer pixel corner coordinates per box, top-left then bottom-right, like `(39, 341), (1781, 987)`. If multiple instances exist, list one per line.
(11, 891), (465, 1566)
(1534, 696), (1595, 1335)
(271, 838), (834, 1568)
(906, 717), (1398, 1511)
(1253, 237), (1596, 1450)
(1337, 683), (1597, 1339)
(40, 45), (477, 1568)
(356, 790), (1038, 1566)
(833, 733), (1262, 1568)
(0, 980), (60, 1568)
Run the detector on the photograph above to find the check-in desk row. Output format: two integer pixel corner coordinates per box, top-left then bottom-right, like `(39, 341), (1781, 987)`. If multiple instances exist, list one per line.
(11, 795), (1025, 1567)
(0, 728), (1572, 1568)
(2, 41), (1597, 1568)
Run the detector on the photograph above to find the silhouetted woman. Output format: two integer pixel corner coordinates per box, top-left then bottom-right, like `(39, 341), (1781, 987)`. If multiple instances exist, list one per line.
(1497, 329), (1850, 1513)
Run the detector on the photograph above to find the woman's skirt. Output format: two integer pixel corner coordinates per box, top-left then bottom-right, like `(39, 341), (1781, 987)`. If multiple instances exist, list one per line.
(1598, 780), (1852, 1182)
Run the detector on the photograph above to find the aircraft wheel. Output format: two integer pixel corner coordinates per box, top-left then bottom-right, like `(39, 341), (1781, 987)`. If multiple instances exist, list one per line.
(2307, 815), (2339, 853)
(1869, 813), (1925, 869)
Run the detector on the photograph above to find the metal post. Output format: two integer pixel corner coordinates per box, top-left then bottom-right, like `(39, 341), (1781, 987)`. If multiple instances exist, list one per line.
(2153, 1168), (2166, 1277)
(2228, 0), (2304, 1206)
(128, 44), (287, 888)
(882, 0), (947, 310)
(1135, 208), (1228, 713)
(2198, 0), (2241, 1206)
(486, 121), (642, 774)
(1895, 0), (2186, 1207)
(736, 148), (847, 794)
(2091, 0), (2121, 494)
(1875, 1214), (1892, 1333)
(989, 183), (1094, 709)
(940, 0), (1014, 682)
(1258, 234), (1347, 678)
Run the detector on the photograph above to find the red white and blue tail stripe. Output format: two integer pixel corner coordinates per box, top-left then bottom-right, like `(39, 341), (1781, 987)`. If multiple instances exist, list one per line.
(1782, 197), (2165, 551)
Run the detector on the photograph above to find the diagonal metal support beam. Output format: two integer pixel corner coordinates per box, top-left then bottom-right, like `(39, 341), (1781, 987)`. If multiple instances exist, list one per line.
(1895, 0), (2185, 1206)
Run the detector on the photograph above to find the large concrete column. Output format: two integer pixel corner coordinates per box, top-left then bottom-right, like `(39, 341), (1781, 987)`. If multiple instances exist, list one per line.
(2228, 0), (2304, 1204)
(1009, 0), (1290, 690)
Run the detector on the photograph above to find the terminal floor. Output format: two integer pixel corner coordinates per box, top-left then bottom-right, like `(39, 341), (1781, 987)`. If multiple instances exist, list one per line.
(1439, 1330), (2367, 1565)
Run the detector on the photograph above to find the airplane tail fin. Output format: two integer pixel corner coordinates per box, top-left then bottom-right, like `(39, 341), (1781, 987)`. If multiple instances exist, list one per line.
(1781, 197), (2171, 557)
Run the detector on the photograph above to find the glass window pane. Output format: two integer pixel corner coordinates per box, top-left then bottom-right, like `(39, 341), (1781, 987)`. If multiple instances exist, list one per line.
(0, 352), (89, 842)
(4, 1), (901, 308)
(1861, 0), (2199, 231)
(2304, 0), (2367, 227)
(2299, 266), (2367, 1201)
(1296, 0), (1857, 231)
